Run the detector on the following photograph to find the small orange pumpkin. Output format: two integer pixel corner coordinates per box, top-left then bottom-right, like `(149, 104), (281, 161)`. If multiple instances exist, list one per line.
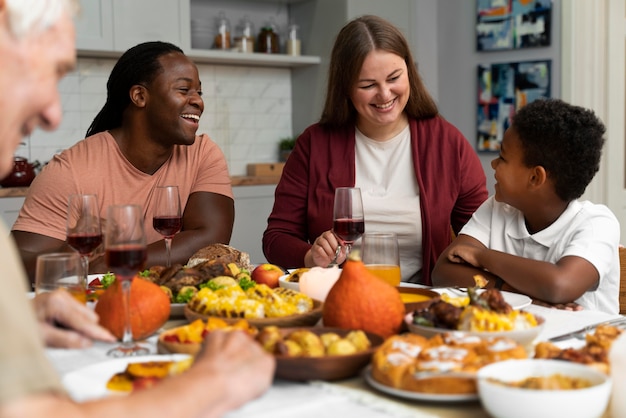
(323, 251), (405, 338)
(95, 277), (171, 340)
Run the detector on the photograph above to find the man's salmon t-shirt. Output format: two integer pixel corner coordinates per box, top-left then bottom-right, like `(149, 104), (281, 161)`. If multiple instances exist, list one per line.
(12, 131), (233, 244)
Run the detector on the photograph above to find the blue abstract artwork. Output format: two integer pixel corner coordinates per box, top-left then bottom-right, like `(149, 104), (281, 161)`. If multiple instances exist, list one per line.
(477, 60), (551, 151)
(476, 0), (552, 51)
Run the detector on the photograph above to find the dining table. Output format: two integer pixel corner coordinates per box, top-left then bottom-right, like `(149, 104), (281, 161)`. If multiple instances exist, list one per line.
(46, 297), (623, 418)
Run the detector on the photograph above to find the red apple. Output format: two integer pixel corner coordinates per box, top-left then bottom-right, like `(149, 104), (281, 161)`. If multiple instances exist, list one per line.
(251, 263), (284, 288)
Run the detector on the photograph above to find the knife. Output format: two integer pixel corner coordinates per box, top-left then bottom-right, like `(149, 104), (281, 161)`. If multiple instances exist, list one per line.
(548, 316), (626, 342)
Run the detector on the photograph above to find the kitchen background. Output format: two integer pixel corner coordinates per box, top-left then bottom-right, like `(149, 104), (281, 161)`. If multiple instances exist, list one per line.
(17, 0), (563, 187)
(5, 0), (625, 263)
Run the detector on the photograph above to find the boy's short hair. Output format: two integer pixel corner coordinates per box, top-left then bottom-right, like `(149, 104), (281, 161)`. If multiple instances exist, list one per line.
(512, 98), (606, 201)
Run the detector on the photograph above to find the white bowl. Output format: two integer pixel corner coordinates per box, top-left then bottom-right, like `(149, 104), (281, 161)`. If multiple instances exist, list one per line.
(278, 274), (300, 291)
(477, 359), (612, 418)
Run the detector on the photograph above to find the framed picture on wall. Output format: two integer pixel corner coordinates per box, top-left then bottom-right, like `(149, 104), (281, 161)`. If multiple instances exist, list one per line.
(477, 59), (551, 152)
(476, 0), (552, 51)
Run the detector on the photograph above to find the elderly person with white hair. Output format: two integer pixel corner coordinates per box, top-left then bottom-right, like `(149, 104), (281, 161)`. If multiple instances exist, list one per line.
(0, 1), (274, 416)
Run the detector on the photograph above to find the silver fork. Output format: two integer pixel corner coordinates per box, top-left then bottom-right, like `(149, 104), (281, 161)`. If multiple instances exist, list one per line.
(548, 316), (626, 342)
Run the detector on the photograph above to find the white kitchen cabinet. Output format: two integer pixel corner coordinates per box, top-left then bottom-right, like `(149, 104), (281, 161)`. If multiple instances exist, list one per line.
(75, 0), (187, 53)
(74, 0), (113, 51)
(112, 0), (187, 52)
(0, 197), (25, 230)
(230, 185), (276, 265)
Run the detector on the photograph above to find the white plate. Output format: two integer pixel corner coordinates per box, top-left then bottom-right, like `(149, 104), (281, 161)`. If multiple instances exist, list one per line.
(363, 366), (478, 402)
(62, 354), (190, 402)
(431, 288), (532, 310)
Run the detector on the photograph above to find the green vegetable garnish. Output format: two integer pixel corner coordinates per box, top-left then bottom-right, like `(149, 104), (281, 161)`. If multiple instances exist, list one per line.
(138, 269), (151, 278)
(175, 288), (195, 304)
(238, 276), (256, 291)
(101, 272), (116, 289)
(200, 280), (223, 291)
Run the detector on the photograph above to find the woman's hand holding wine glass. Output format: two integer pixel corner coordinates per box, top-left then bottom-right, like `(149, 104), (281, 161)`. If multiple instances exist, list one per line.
(105, 204), (148, 357)
(153, 185), (182, 268)
(332, 187), (364, 260)
(66, 194), (102, 288)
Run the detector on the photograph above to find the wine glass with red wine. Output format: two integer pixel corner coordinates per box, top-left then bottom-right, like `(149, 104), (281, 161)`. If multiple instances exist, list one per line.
(153, 185), (181, 267)
(66, 194), (102, 288)
(105, 204), (148, 357)
(332, 187), (365, 258)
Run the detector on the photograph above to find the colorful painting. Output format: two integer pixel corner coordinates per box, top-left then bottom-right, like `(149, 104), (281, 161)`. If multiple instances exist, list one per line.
(476, 0), (552, 51)
(477, 60), (551, 152)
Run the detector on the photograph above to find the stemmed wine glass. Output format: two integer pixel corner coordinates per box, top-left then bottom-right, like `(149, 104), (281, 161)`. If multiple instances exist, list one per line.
(332, 187), (365, 257)
(105, 204), (148, 357)
(66, 194), (102, 288)
(153, 185), (182, 267)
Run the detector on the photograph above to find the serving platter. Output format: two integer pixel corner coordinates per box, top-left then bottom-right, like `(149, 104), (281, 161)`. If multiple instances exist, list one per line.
(363, 366), (479, 402)
(62, 354), (190, 402)
(431, 288), (532, 311)
(184, 299), (323, 327)
(405, 312), (545, 350)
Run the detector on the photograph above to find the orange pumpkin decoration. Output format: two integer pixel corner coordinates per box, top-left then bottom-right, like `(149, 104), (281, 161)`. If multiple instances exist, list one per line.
(95, 277), (171, 340)
(322, 251), (405, 338)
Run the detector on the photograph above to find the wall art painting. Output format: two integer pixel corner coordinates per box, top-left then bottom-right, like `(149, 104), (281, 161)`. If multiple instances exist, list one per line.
(477, 60), (551, 152)
(476, 0), (552, 51)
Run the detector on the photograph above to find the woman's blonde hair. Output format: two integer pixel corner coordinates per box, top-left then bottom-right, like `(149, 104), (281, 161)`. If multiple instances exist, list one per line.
(5, 0), (79, 38)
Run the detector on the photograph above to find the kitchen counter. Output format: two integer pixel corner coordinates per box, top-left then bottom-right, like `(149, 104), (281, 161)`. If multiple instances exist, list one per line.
(0, 176), (281, 198)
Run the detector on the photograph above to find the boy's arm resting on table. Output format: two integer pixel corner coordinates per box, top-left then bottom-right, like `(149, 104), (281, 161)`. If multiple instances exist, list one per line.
(432, 234), (596, 306)
(432, 234), (502, 288)
(0, 331), (275, 418)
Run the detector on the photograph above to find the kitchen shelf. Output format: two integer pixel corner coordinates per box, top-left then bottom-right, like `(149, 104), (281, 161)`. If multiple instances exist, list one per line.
(77, 48), (320, 68)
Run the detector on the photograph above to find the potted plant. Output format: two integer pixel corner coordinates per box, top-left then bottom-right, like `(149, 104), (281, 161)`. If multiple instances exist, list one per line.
(279, 137), (297, 162)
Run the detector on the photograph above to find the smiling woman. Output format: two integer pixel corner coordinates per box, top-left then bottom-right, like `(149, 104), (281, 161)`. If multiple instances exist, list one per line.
(262, 15), (488, 285)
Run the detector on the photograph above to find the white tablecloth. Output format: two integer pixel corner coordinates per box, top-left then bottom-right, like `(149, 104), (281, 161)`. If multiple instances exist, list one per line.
(46, 302), (622, 418)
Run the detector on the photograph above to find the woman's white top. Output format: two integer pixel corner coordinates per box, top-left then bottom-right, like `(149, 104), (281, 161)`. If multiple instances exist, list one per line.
(354, 124), (423, 282)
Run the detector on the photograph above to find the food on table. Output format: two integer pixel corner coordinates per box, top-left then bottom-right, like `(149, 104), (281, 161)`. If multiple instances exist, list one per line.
(86, 272), (116, 302)
(411, 287), (538, 332)
(285, 268), (310, 283)
(534, 324), (624, 374)
(142, 260), (253, 304)
(186, 278), (314, 319)
(256, 326), (371, 357)
(95, 277), (170, 340)
(158, 318), (257, 355)
(186, 243), (252, 270)
(323, 251), (405, 338)
(487, 374), (593, 390)
(106, 357), (193, 393)
(251, 263), (284, 288)
(371, 332), (526, 395)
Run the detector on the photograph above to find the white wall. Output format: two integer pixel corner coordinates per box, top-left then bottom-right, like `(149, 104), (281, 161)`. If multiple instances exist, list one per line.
(19, 58), (293, 177)
(433, 0), (562, 195)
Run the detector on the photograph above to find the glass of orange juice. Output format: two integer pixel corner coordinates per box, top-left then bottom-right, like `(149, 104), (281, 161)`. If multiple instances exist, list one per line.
(35, 252), (86, 304)
(362, 232), (401, 286)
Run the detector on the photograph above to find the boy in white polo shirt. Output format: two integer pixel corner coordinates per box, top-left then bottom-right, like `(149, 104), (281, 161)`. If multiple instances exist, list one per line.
(432, 99), (619, 314)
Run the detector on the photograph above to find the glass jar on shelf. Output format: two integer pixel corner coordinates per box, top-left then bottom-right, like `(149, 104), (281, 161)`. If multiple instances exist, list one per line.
(234, 16), (255, 53)
(214, 11), (231, 50)
(257, 17), (279, 54)
(287, 23), (301, 56)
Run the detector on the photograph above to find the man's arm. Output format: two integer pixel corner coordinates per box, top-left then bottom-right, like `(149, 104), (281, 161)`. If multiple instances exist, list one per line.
(10, 231), (67, 286)
(145, 191), (234, 268)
